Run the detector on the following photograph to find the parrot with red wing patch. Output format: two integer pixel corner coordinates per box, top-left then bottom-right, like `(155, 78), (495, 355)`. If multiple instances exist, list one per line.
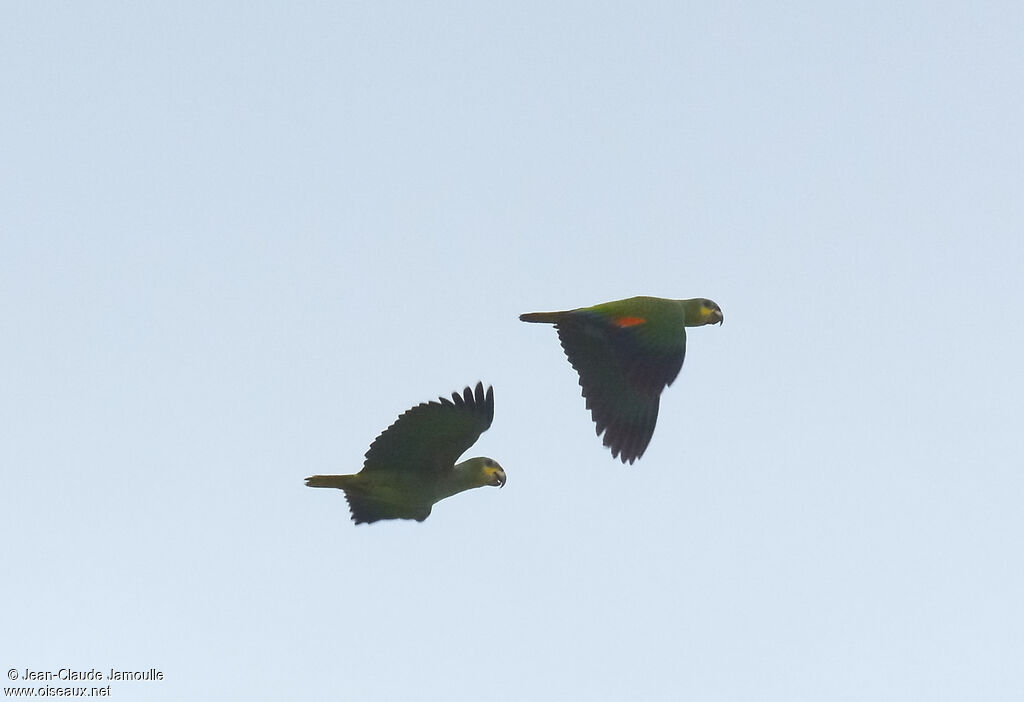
(521, 296), (723, 464)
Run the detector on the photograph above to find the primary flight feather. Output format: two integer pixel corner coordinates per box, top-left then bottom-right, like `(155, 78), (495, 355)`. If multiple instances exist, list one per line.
(521, 296), (723, 464)
(305, 382), (506, 524)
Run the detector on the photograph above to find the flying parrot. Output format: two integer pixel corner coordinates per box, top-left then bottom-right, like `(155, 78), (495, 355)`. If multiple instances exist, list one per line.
(520, 296), (723, 464)
(305, 382), (506, 524)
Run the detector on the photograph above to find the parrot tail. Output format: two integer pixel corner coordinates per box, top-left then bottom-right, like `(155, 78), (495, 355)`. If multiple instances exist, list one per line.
(305, 475), (430, 524)
(519, 311), (566, 324)
(304, 474), (352, 488)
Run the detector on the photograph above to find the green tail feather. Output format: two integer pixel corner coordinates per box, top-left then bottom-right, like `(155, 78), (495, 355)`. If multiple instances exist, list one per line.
(520, 311), (565, 324)
(305, 474), (350, 488)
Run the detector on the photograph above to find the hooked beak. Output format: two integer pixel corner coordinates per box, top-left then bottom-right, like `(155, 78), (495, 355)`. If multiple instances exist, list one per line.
(713, 308), (724, 325)
(492, 468), (507, 488)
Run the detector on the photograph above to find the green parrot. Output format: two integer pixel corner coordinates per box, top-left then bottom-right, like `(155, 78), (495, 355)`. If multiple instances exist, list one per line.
(305, 382), (506, 524)
(521, 296), (723, 464)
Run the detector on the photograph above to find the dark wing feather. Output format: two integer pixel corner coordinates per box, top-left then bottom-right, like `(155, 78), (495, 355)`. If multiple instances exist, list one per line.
(554, 314), (685, 463)
(343, 492), (432, 524)
(362, 382), (493, 474)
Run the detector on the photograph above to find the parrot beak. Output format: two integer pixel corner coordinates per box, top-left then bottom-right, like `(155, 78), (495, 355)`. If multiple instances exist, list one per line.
(701, 302), (724, 326)
(484, 465), (506, 488)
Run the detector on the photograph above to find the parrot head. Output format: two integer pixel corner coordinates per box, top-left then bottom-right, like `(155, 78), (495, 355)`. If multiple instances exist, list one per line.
(480, 457), (507, 488)
(697, 298), (724, 326)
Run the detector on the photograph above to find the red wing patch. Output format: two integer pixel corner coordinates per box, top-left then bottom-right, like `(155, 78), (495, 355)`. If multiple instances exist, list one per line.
(613, 316), (646, 328)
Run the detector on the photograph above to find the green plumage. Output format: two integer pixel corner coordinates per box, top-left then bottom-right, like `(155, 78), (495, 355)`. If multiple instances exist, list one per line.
(521, 296), (723, 464)
(306, 383), (506, 524)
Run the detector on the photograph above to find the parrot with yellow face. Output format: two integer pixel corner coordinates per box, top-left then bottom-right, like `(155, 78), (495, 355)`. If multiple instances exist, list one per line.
(306, 382), (505, 524)
(521, 296), (723, 464)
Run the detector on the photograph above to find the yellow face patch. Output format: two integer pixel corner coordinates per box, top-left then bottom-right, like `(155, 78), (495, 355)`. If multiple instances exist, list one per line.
(482, 465), (506, 487)
(699, 302), (723, 324)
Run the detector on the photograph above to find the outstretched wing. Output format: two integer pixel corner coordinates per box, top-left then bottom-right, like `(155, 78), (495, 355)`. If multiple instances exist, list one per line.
(361, 382), (494, 474)
(554, 313), (685, 463)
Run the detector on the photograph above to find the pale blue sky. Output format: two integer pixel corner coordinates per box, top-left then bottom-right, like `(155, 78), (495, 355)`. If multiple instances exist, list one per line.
(3, 2), (1022, 700)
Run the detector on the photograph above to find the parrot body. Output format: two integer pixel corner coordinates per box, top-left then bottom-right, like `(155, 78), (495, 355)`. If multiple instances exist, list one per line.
(306, 383), (505, 524)
(521, 296), (723, 464)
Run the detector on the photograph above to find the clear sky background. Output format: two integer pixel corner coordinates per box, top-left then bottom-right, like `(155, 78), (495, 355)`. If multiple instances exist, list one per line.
(3, 3), (1022, 700)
